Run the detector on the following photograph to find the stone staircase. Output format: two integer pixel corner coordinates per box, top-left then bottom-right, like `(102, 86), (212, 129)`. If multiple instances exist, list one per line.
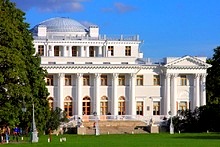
(77, 120), (149, 135)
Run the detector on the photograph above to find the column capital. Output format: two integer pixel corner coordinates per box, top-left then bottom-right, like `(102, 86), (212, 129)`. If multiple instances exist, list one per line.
(113, 73), (119, 78)
(171, 73), (178, 78)
(58, 73), (65, 78)
(95, 73), (101, 78)
(165, 73), (171, 78)
(201, 73), (208, 78)
(130, 73), (136, 78)
(77, 73), (83, 78)
(194, 73), (201, 79)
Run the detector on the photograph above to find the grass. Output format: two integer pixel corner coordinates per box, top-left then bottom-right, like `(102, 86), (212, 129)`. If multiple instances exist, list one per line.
(2, 133), (220, 147)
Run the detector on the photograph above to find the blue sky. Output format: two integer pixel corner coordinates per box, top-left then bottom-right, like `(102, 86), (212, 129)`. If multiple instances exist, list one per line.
(11, 0), (220, 59)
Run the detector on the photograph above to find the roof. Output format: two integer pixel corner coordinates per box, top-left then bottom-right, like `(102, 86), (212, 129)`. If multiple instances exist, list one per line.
(31, 17), (88, 33)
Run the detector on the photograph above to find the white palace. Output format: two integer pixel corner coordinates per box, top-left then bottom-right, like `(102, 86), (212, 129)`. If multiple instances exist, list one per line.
(31, 17), (211, 119)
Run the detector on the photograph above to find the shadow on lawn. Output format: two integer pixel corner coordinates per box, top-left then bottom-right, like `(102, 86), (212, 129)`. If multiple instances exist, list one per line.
(174, 134), (220, 140)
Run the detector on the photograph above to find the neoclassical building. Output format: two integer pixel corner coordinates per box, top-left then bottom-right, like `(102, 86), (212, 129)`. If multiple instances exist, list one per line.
(31, 17), (211, 118)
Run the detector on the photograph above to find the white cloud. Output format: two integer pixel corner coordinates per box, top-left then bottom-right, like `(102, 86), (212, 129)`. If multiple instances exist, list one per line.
(11, 0), (89, 12)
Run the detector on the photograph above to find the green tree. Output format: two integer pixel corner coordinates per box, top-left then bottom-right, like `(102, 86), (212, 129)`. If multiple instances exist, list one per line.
(0, 0), (50, 132)
(206, 46), (220, 105)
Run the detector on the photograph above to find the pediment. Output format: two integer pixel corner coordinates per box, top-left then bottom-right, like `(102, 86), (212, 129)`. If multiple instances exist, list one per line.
(164, 56), (211, 69)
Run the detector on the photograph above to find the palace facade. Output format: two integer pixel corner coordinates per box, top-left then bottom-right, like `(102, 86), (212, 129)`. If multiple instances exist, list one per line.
(31, 17), (211, 118)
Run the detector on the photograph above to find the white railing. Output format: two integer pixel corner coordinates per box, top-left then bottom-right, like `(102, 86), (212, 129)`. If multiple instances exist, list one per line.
(61, 115), (169, 127)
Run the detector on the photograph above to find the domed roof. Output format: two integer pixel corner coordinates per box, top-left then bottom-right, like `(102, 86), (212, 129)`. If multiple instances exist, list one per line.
(31, 17), (88, 33)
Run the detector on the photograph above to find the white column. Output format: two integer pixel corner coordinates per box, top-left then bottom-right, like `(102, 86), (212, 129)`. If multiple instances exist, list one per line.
(76, 73), (83, 115)
(98, 46), (102, 57)
(94, 73), (101, 115)
(170, 74), (177, 115)
(85, 46), (89, 57)
(63, 46), (67, 57)
(194, 74), (200, 109)
(58, 73), (65, 111)
(80, 46), (84, 57)
(129, 73), (136, 116)
(112, 73), (118, 115)
(68, 46), (72, 57)
(165, 74), (171, 115)
(200, 74), (207, 106)
(50, 45), (54, 56)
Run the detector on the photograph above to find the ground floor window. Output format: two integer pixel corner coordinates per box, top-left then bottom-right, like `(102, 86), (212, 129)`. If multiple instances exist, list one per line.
(153, 102), (160, 115)
(100, 96), (108, 115)
(118, 96), (125, 115)
(136, 101), (143, 115)
(179, 101), (187, 111)
(83, 96), (91, 115)
(64, 96), (73, 118)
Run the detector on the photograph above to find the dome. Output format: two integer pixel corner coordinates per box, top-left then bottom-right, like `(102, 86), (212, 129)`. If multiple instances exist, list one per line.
(31, 17), (88, 33)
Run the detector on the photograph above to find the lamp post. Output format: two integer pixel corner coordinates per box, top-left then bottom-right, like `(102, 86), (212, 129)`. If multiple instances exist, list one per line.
(31, 103), (38, 142)
(168, 111), (174, 134)
(93, 112), (100, 136)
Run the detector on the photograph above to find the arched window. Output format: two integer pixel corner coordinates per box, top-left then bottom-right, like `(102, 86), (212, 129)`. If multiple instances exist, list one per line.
(100, 96), (108, 115)
(118, 96), (125, 115)
(64, 96), (73, 118)
(83, 96), (91, 115)
(47, 97), (54, 111)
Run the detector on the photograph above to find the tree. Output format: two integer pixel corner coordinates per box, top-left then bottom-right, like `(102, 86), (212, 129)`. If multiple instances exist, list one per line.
(206, 46), (220, 105)
(0, 0), (50, 132)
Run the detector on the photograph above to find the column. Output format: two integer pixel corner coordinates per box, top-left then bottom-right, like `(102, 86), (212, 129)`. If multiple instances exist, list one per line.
(129, 73), (136, 116)
(98, 46), (102, 57)
(200, 74), (207, 106)
(165, 74), (171, 115)
(194, 74), (200, 109)
(170, 74), (177, 115)
(58, 73), (65, 110)
(63, 46), (67, 57)
(68, 46), (72, 57)
(80, 46), (84, 57)
(76, 73), (83, 115)
(112, 73), (118, 115)
(50, 45), (54, 56)
(85, 46), (89, 57)
(94, 73), (101, 115)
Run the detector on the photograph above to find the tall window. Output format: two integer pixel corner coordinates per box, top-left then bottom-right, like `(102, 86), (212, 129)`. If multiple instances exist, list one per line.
(153, 102), (160, 115)
(125, 46), (131, 56)
(179, 101), (187, 111)
(72, 46), (77, 57)
(48, 97), (54, 111)
(100, 96), (108, 115)
(153, 75), (160, 86)
(118, 75), (125, 86)
(83, 75), (90, 86)
(118, 96), (125, 115)
(136, 75), (143, 86)
(65, 75), (71, 86)
(83, 97), (91, 115)
(38, 45), (44, 56)
(108, 46), (114, 56)
(89, 46), (95, 57)
(54, 46), (60, 56)
(180, 75), (187, 86)
(46, 75), (53, 86)
(101, 75), (108, 86)
(64, 96), (73, 118)
(136, 101), (143, 115)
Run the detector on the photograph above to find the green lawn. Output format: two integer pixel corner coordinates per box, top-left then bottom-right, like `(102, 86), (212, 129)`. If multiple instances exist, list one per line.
(2, 133), (220, 147)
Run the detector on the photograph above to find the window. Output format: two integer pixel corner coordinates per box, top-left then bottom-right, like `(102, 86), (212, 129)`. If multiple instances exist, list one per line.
(48, 97), (53, 111)
(38, 45), (44, 56)
(54, 46), (60, 56)
(64, 96), (73, 118)
(100, 96), (108, 115)
(179, 101), (187, 111)
(108, 46), (114, 56)
(101, 75), (107, 86)
(180, 75), (187, 86)
(153, 75), (160, 86)
(153, 102), (160, 115)
(125, 46), (131, 56)
(89, 46), (95, 57)
(118, 75), (125, 86)
(137, 75), (143, 86)
(136, 101), (143, 115)
(118, 96), (125, 115)
(83, 75), (90, 86)
(72, 46), (77, 57)
(46, 75), (53, 86)
(65, 75), (71, 86)
(83, 97), (91, 115)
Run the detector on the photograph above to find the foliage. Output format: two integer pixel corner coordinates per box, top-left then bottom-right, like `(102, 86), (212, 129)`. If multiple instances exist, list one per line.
(45, 107), (68, 134)
(206, 46), (220, 104)
(0, 0), (49, 131)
